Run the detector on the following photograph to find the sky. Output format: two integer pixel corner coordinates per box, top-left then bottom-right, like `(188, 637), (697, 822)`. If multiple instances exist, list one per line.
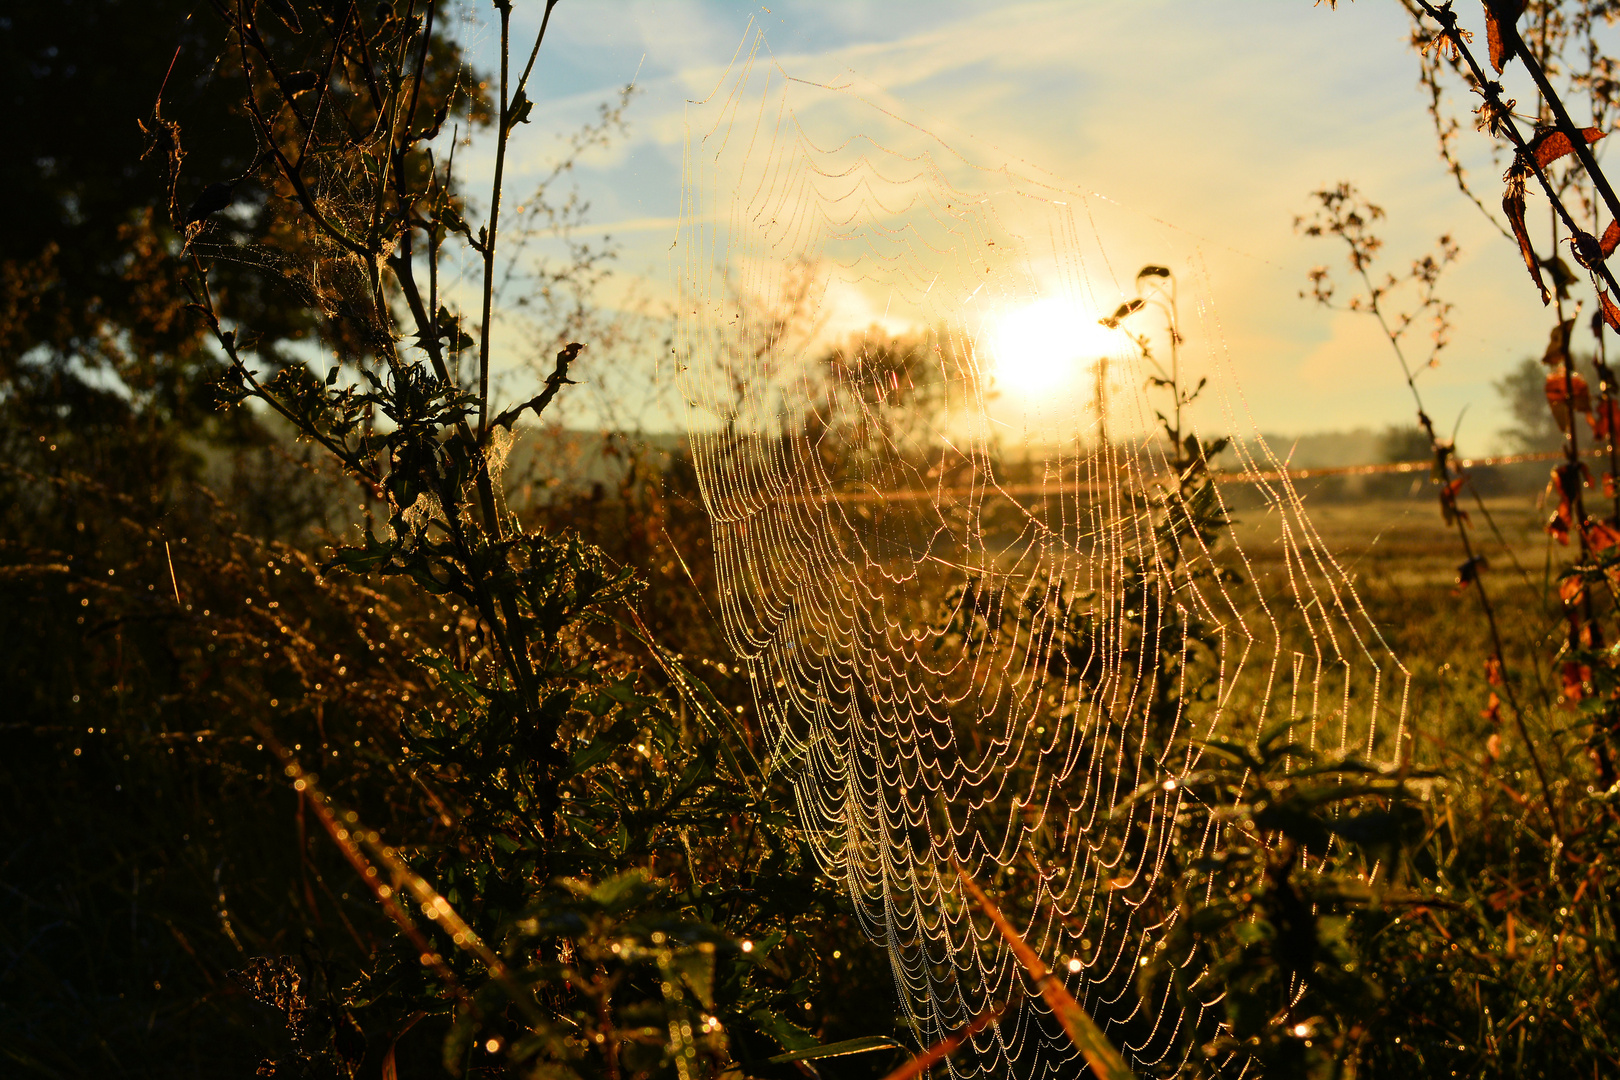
(453, 1), (1610, 451)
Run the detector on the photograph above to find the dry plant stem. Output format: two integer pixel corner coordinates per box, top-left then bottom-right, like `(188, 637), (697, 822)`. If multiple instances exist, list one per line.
(364, 12), (418, 255)
(1600, 328), (1620, 522)
(478, 3), (557, 441)
(1416, 2), (1620, 300)
(1465, 484), (1556, 703)
(1508, 19), (1620, 229)
(401, 1), (437, 152)
(380, 248), (537, 708)
(1352, 259), (1565, 842)
(1400, 0), (1515, 238)
(379, 90), (545, 715)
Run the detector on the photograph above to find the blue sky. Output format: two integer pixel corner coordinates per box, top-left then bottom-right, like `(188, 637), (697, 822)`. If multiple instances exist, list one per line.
(455, 1), (1598, 448)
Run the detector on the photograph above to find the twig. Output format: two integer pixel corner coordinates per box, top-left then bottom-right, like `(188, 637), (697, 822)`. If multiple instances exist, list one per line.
(490, 343), (582, 431)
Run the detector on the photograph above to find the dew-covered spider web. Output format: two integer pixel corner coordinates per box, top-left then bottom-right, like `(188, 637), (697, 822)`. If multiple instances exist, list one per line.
(674, 29), (1409, 1079)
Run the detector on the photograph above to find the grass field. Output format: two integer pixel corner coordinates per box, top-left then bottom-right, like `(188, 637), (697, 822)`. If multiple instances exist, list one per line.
(1230, 477), (1588, 800)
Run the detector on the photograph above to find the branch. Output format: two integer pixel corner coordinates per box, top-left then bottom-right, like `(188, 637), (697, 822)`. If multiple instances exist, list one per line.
(490, 343), (582, 433)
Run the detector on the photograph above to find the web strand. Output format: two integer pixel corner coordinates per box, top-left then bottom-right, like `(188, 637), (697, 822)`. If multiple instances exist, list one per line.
(676, 32), (1408, 1077)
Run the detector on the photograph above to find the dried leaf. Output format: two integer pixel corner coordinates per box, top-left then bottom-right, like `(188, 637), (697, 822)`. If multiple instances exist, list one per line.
(1504, 183), (1551, 304)
(1571, 229), (1605, 271)
(1603, 220), (1620, 258)
(1525, 126), (1606, 168)
(1559, 574), (1586, 605)
(1543, 318), (1576, 367)
(1455, 555), (1487, 592)
(1545, 370), (1592, 431)
(1485, 655), (1503, 687)
(1548, 462), (1591, 546)
(1579, 618), (1600, 648)
(1602, 291), (1620, 332)
(1484, 0), (1527, 73)
(1562, 661), (1591, 703)
(1542, 254), (1579, 301)
(1482, 691), (1502, 725)
(1586, 519), (1620, 552)
(1591, 398), (1620, 441)
(1486, 732), (1504, 760)
(876, 1009), (1002, 1080)
(955, 867), (1137, 1080)
(184, 181), (235, 226)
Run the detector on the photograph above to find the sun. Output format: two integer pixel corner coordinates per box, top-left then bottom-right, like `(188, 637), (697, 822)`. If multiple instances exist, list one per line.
(989, 297), (1121, 395)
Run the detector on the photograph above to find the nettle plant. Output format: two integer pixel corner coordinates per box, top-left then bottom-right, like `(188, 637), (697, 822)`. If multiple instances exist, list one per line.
(154, 2), (867, 1076)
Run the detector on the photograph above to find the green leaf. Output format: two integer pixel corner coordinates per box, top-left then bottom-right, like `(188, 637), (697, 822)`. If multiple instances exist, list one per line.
(748, 1007), (818, 1053)
(571, 718), (636, 772)
(671, 946), (716, 1010)
(588, 869), (651, 911)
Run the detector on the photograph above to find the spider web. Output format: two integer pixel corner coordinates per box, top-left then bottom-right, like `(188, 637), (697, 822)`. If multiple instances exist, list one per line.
(674, 29), (1408, 1078)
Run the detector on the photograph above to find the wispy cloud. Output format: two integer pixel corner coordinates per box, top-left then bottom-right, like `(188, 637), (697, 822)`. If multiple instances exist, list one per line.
(477, 1), (1552, 442)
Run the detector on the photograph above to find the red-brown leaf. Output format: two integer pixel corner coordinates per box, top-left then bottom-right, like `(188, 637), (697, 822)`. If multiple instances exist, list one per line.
(1545, 370), (1592, 407)
(1591, 397), (1620, 441)
(1602, 291), (1620, 332)
(1548, 463), (1589, 544)
(1586, 519), (1620, 552)
(1546, 370), (1592, 432)
(877, 1007), (1004, 1080)
(1525, 126), (1606, 169)
(1505, 185), (1551, 305)
(1562, 660), (1591, 703)
(1602, 220), (1620, 258)
(1559, 574), (1587, 605)
(1484, 0), (1527, 73)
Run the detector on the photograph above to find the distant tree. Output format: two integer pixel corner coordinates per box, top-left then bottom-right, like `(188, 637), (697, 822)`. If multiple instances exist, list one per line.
(1495, 355), (1588, 454)
(1379, 423), (1432, 462)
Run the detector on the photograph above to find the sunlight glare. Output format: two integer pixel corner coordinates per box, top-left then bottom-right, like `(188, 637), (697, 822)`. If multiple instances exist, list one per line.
(990, 298), (1121, 396)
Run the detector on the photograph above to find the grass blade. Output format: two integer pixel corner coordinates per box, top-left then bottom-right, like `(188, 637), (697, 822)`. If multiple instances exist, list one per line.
(877, 1005), (1004, 1080)
(955, 865), (1137, 1080)
(768, 1035), (905, 1063)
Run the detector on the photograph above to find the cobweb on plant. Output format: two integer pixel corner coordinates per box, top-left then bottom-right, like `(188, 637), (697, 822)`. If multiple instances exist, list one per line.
(674, 28), (1409, 1078)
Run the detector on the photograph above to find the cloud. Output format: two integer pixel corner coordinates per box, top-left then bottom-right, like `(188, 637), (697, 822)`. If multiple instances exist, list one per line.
(465, 1), (1560, 444)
